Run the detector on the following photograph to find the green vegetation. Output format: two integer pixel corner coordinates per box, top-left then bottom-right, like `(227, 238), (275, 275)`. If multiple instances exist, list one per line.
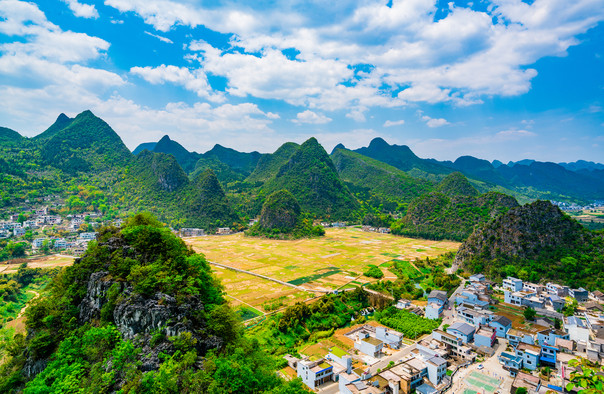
(374, 307), (440, 339)
(363, 265), (384, 279)
(263, 138), (359, 220)
(566, 358), (604, 393)
(523, 307), (536, 321)
(368, 253), (460, 300)
(246, 190), (325, 239)
(458, 200), (604, 289)
(435, 172), (479, 197)
(248, 288), (370, 354)
(331, 148), (432, 212)
(247, 142), (299, 184)
(0, 213), (304, 392)
(391, 191), (519, 241)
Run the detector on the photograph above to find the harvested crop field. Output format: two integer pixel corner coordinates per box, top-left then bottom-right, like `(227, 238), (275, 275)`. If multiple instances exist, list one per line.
(185, 227), (459, 314)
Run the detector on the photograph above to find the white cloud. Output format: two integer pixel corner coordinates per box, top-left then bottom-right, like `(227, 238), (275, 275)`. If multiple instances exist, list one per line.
(383, 119), (405, 127)
(62, 0), (99, 19)
(292, 110), (332, 125)
(144, 31), (173, 44)
(496, 129), (537, 139)
(421, 115), (450, 128)
(130, 64), (223, 102)
(103, 0), (604, 112)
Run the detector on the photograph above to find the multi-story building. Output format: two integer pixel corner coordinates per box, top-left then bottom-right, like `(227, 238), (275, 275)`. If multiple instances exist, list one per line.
(375, 326), (403, 349)
(570, 288), (589, 303)
(515, 343), (540, 370)
(297, 359), (333, 390)
(474, 326), (497, 348)
(446, 322), (475, 344)
(503, 277), (523, 292)
(490, 315), (512, 338)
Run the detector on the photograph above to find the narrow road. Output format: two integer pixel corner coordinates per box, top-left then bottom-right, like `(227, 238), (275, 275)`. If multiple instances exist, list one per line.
(17, 290), (40, 318)
(207, 260), (330, 294)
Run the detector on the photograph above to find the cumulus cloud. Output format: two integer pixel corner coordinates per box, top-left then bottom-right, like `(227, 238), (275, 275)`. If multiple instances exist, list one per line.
(383, 119), (405, 127)
(62, 0), (98, 19)
(130, 65), (223, 102)
(421, 115), (450, 128)
(105, 0), (604, 110)
(292, 110), (332, 124)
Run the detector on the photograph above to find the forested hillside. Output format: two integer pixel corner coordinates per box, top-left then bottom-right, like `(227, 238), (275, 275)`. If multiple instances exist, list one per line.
(456, 200), (604, 289)
(0, 214), (305, 392)
(331, 147), (433, 212)
(262, 138), (359, 220)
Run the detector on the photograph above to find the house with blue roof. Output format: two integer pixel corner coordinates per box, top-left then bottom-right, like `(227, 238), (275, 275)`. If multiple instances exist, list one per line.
(548, 294), (566, 311)
(455, 289), (489, 308)
(427, 290), (448, 306)
(446, 322), (475, 344)
(498, 352), (522, 376)
(490, 315), (512, 338)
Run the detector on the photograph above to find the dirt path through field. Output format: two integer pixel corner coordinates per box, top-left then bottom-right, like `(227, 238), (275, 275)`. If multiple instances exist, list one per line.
(17, 290), (40, 319)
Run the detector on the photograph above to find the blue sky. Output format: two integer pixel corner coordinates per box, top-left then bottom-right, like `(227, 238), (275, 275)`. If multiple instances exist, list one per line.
(0, 0), (603, 162)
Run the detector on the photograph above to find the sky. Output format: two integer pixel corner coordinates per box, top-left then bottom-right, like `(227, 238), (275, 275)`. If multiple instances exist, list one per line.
(0, 0), (603, 163)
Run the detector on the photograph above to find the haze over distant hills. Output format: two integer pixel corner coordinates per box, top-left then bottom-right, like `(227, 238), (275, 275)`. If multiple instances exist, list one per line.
(1, 111), (603, 233)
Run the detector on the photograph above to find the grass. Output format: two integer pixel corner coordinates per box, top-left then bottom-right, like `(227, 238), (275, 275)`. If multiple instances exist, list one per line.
(237, 306), (264, 321)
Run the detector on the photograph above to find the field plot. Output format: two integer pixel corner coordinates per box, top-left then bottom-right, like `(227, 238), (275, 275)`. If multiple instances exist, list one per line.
(0, 254), (75, 274)
(186, 227), (459, 314)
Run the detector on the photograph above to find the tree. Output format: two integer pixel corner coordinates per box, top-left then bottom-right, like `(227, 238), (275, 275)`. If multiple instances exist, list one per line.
(566, 358), (604, 393)
(554, 318), (562, 329)
(516, 388), (527, 394)
(523, 307), (536, 321)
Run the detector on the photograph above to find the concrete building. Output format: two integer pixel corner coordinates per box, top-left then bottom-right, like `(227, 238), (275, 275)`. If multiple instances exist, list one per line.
(490, 315), (512, 338)
(565, 316), (590, 343)
(498, 352), (523, 376)
(469, 273), (486, 283)
(425, 356), (447, 386)
(537, 328), (569, 346)
(53, 239), (67, 249)
(79, 232), (97, 240)
(570, 287), (589, 303)
(547, 282), (569, 297)
(548, 294), (566, 311)
(432, 330), (475, 361)
(297, 358), (333, 390)
(32, 238), (47, 248)
(446, 322), (475, 344)
(13, 227), (25, 237)
(503, 277), (523, 292)
(425, 302), (444, 320)
(474, 326), (497, 348)
(456, 305), (492, 326)
(180, 228), (205, 237)
(523, 282), (545, 294)
(327, 347), (352, 372)
(354, 331), (383, 357)
(515, 343), (540, 370)
(507, 329), (536, 347)
(376, 326), (403, 349)
(427, 290), (448, 306)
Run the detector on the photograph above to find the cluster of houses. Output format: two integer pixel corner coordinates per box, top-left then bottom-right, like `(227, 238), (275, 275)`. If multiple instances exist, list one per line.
(0, 205), (110, 256)
(495, 276), (604, 379)
(361, 226), (391, 234)
(287, 323), (452, 394)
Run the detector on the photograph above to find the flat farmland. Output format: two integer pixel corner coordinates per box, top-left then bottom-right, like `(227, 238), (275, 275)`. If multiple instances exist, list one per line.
(185, 227), (460, 312)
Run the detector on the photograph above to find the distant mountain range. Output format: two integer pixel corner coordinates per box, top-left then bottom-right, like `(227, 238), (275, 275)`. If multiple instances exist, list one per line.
(1, 110), (603, 235)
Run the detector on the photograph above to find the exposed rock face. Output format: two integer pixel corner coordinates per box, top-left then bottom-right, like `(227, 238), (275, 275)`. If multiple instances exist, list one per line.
(78, 270), (222, 372)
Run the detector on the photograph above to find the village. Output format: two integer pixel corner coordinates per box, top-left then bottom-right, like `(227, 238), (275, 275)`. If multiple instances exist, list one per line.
(283, 274), (604, 394)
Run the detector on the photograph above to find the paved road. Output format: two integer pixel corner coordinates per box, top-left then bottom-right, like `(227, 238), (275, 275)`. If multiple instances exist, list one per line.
(440, 278), (466, 327)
